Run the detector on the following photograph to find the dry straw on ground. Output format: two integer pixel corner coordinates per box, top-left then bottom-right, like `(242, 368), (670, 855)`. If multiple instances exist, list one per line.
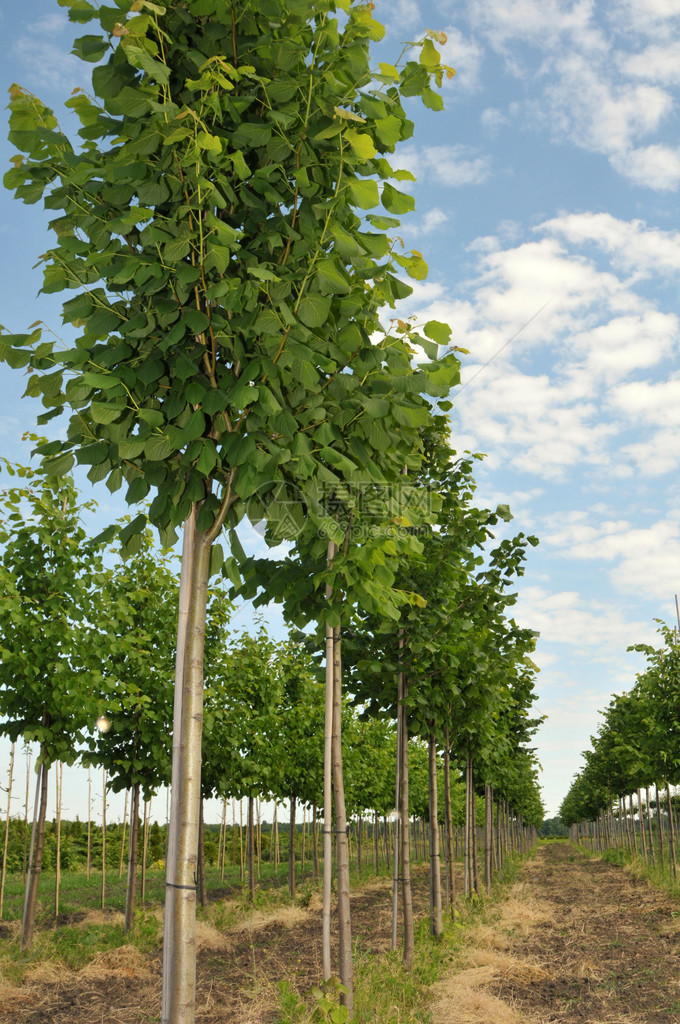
(79, 944), (154, 980)
(429, 880), (551, 1024)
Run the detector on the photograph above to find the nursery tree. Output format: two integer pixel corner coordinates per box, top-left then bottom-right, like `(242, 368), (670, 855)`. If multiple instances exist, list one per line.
(0, 462), (103, 947)
(83, 530), (178, 932)
(2, 0), (456, 1016)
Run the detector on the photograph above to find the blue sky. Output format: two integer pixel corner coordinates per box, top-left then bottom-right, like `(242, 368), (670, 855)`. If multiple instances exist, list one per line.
(2, 0), (680, 824)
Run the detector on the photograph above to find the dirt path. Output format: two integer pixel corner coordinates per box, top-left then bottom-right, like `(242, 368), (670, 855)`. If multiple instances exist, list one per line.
(431, 842), (680, 1024)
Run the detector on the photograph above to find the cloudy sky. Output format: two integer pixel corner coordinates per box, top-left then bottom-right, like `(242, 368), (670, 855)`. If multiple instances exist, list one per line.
(1, 0), (680, 824)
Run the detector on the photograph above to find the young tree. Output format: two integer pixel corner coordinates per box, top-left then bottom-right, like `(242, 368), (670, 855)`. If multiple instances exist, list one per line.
(0, 463), (103, 947)
(3, 1), (455, 1015)
(83, 530), (178, 932)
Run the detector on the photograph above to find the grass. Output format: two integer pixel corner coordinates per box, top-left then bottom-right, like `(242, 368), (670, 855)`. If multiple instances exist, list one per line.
(0, 848), (534, 1024)
(272, 854), (528, 1024)
(580, 840), (680, 899)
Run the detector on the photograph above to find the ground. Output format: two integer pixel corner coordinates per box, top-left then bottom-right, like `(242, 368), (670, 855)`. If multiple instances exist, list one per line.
(3, 845), (680, 1023)
(0, 870), (433, 1023)
(431, 843), (680, 1024)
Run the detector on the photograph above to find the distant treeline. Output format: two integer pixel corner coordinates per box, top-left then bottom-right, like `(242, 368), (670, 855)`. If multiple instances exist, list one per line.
(1, 816), (302, 873)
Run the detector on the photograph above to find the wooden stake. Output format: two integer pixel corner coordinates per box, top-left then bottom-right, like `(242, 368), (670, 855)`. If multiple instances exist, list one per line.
(22, 747), (31, 886)
(101, 768), (107, 910)
(86, 767), (92, 882)
(0, 743), (15, 919)
(142, 799), (150, 905)
(55, 761), (62, 919)
(119, 790), (129, 879)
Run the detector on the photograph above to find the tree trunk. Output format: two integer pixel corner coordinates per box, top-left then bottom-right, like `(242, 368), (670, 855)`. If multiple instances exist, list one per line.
(119, 790), (129, 879)
(239, 799), (244, 882)
(464, 757), (472, 897)
(471, 774), (479, 894)
(0, 743), (15, 919)
(55, 761), (62, 919)
(124, 783), (141, 934)
(373, 810), (379, 874)
(332, 625), (353, 1014)
(667, 782), (678, 880)
(391, 687), (401, 952)
(645, 786), (655, 865)
(162, 509), (194, 1021)
(428, 732), (442, 939)
(197, 798), (207, 908)
(356, 815), (362, 873)
(217, 798), (226, 880)
(443, 738), (456, 918)
(629, 794), (637, 856)
(312, 802), (319, 879)
(400, 677), (414, 970)
(655, 784), (664, 867)
(248, 795), (255, 900)
(142, 799), (150, 905)
(288, 795), (296, 898)
(162, 514), (212, 1024)
(22, 747), (31, 886)
(101, 768), (107, 909)
(86, 767), (92, 883)
(301, 804), (306, 879)
(484, 782), (493, 891)
(322, 543), (337, 982)
(21, 753), (49, 950)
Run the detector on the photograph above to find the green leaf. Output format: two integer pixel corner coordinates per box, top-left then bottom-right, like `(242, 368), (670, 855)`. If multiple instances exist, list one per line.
(419, 38), (441, 70)
(297, 293), (331, 329)
(382, 183), (415, 215)
(72, 34), (108, 62)
(91, 401), (126, 424)
(314, 260), (349, 295)
(345, 130), (377, 161)
(347, 178), (379, 209)
(43, 452), (75, 477)
(124, 45), (171, 85)
(144, 435), (174, 461)
(378, 62), (399, 81)
(423, 320), (452, 345)
(422, 87), (444, 111)
(197, 130), (222, 154)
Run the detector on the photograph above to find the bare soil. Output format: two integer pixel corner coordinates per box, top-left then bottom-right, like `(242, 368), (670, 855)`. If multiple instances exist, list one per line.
(0, 870), (431, 1023)
(431, 843), (680, 1024)
(6, 845), (680, 1023)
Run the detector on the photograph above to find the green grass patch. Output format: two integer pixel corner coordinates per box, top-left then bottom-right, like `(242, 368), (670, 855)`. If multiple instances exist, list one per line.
(274, 852), (526, 1024)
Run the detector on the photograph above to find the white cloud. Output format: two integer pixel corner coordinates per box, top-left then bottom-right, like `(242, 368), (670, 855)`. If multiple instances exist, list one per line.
(544, 55), (673, 152)
(373, 0), (421, 33)
(623, 44), (680, 85)
(611, 377), (680, 426)
(611, 144), (680, 191)
(391, 144), (492, 189)
(514, 585), (655, 653)
(620, 432), (680, 478)
(420, 208), (449, 234)
(542, 512), (680, 601)
(480, 107), (510, 134)
(466, 0), (605, 56)
(463, 0), (680, 189)
(612, 0), (680, 34)
(424, 145), (492, 187)
(571, 311), (679, 383)
(404, 211), (680, 482)
(541, 212), (680, 277)
(13, 38), (89, 93)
